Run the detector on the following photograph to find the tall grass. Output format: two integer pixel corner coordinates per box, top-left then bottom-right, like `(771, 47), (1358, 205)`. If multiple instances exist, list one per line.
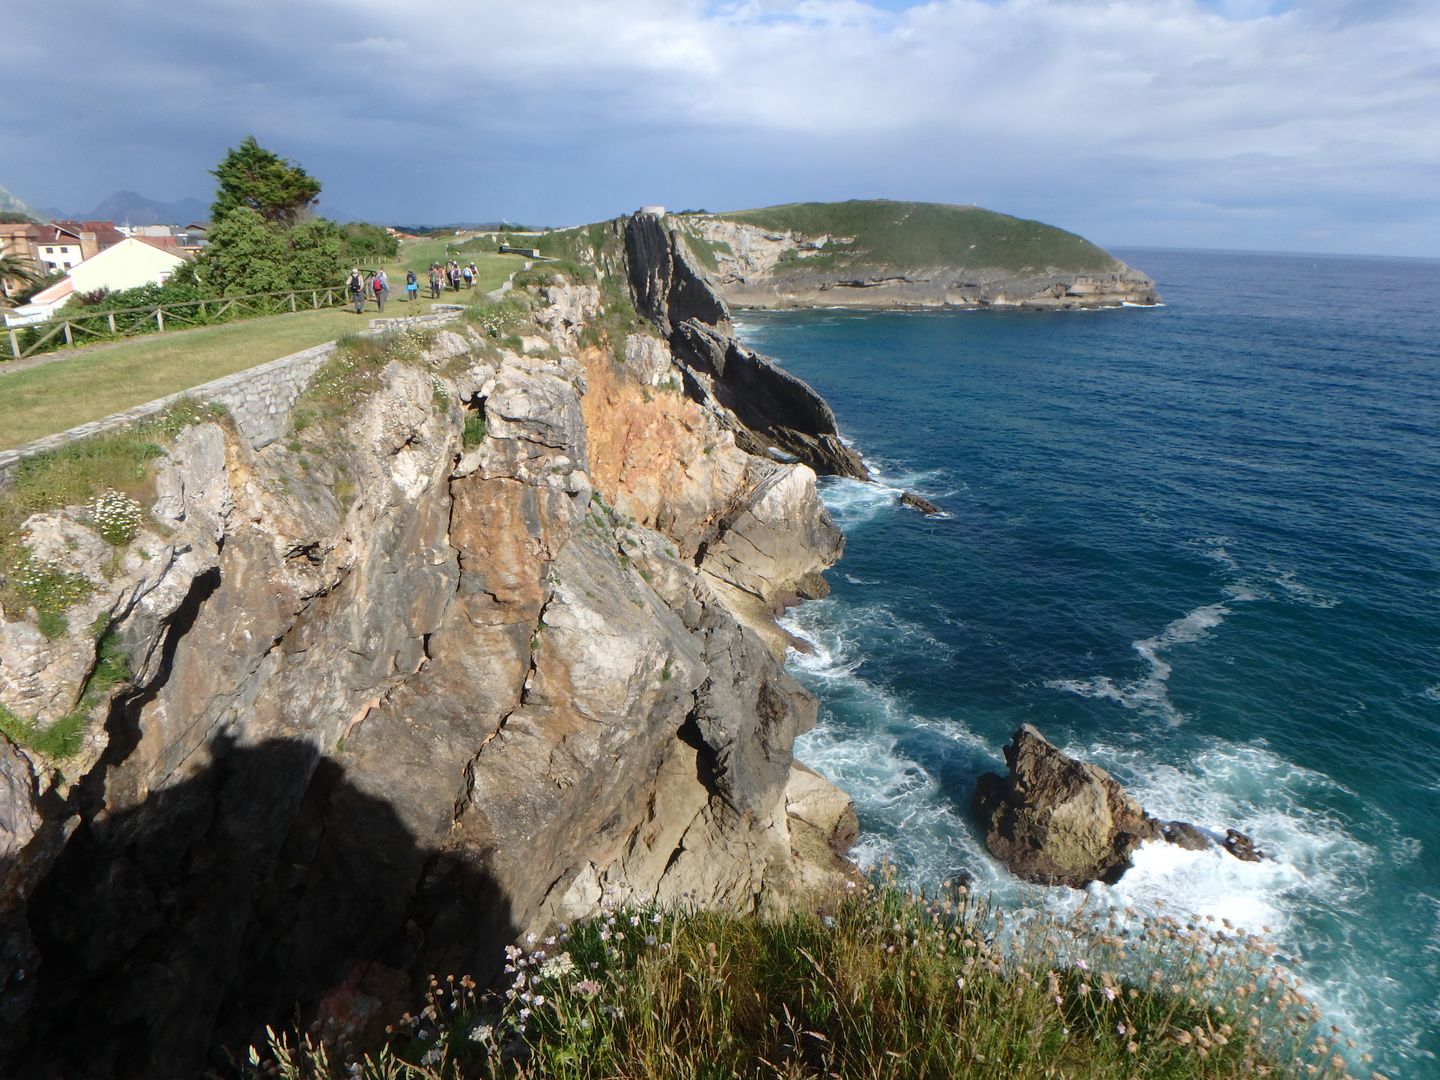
(242, 877), (1377, 1080)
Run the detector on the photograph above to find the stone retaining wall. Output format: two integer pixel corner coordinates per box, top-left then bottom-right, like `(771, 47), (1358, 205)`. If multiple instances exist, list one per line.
(0, 311), (461, 481)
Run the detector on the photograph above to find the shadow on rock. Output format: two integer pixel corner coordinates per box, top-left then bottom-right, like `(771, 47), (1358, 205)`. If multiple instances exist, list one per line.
(7, 736), (517, 1080)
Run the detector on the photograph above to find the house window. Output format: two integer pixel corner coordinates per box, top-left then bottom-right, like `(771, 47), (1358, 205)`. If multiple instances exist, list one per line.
(45, 247), (54, 253)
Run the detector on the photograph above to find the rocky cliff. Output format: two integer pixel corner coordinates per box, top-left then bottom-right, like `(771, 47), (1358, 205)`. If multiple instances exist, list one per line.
(0, 224), (860, 1076)
(674, 200), (1159, 311)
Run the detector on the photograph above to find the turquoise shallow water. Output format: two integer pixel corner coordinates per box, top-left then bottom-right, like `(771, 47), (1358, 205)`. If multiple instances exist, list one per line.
(735, 249), (1440, 1078)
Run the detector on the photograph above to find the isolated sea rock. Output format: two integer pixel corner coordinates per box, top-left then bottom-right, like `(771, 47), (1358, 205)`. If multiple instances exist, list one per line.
(900, 491), (940, 515)
(972, 726), (1270, 888)
(1223, 828), (1264, 862)
(971, 725), (1160, 887)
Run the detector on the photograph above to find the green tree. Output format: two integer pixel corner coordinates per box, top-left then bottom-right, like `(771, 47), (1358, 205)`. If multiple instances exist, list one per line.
(200, 208), (343, 296)
(210, 136), (322, 227)
(287, 219), (343, 289)
(1, 253), (49, 305)
(200, 207), (292, 295)
(339, 221), (399, 263)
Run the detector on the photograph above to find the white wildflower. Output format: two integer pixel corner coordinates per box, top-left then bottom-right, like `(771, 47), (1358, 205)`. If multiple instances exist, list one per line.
(540, 952), (576, 979)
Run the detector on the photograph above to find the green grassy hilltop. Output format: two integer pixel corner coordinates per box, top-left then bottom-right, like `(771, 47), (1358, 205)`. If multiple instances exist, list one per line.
(715, 199), (1121, 276)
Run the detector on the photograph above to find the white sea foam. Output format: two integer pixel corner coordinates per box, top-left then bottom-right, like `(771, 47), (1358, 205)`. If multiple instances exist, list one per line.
(817, 459), (955, 531)
(1046, 600), (1238, 724)
(1270, 568), (1340, 608)
(783, 587), (1402, 1062)
(1422, 684), (1440, 704)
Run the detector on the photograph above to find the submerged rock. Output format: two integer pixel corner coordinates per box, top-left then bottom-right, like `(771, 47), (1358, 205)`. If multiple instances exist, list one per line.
(900, 491), (940, 515)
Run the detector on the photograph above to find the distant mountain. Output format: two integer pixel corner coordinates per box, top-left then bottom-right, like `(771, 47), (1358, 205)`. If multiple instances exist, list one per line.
(85, 191), (209, 226)
(0, 184), (51, 222)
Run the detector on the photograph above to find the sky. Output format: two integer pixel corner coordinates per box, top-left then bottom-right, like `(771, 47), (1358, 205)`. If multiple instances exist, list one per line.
(3, 0), (1438, 256)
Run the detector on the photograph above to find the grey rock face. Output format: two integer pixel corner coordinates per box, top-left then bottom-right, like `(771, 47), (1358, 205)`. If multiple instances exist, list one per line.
(3, 301), (858, 1075)
(622, 215), (869, 482)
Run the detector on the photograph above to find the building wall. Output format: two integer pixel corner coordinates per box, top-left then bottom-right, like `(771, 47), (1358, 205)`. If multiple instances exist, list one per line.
(67, 237), (186, 294)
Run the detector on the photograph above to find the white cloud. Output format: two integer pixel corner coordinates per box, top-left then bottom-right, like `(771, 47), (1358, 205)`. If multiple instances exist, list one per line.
(2, 0), (1437, 253)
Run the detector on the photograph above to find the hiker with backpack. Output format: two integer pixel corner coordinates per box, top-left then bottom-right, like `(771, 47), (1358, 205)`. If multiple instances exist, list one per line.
(428, 264), (441, 299)
(406, 269), (419, 303)
(348, 268), (365, 314)
(462, 264), (473, 290)
(372, 269), (389, 313)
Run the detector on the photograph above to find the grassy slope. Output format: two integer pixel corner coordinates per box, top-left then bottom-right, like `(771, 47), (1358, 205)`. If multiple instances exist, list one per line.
(0, 309), (367, 449)
(0, 238), (532, 450)
(389, 237), (527, 293)
(719, 199), (1121, 275)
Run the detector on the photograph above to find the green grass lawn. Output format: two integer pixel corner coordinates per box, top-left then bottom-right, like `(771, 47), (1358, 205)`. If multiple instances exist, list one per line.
(716, 199), (1120, 274)
(0, 309), (373, 450)
(380, 236), (531, 295)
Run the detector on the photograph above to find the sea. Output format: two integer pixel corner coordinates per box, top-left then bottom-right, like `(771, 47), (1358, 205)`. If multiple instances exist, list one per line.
(734, 249), (1440, 1078)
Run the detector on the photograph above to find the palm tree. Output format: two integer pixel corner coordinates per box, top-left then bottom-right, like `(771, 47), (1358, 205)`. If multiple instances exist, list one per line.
(0, 250), (44, 304)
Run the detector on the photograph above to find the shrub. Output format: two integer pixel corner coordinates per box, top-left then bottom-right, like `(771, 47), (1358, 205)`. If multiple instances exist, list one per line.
(463, 415), (487, 449)
(83, 488), (145, 546)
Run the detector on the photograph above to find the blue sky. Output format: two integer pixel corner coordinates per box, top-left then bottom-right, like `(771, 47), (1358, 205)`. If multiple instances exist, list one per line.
(3, 0), (1436, 255)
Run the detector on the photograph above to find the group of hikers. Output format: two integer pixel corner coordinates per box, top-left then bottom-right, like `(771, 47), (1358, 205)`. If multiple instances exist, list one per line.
(426, 259), (481, 298)
(346, 257), (482, 314)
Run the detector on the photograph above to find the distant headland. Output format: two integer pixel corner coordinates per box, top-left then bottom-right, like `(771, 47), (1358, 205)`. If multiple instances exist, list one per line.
(663, 199), (1159, 311)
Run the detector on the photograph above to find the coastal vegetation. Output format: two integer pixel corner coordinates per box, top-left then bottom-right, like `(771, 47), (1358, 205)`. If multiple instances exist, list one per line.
(244, 877), (1361, 1080)
(714, 200), (1120, 276)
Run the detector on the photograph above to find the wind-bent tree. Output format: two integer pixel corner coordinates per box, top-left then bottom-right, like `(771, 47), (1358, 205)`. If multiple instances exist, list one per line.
(201, 139), (342, 295)
(210, 136), (322, 227)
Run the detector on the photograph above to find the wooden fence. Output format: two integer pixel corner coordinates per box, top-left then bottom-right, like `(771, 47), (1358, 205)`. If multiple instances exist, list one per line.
(5, 287), (349, 362)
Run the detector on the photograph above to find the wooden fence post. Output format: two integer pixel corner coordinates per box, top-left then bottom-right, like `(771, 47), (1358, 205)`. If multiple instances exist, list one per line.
(63, 323), (73, 346)
(8, 329), (18, 359)
(107, 312), (117, 334)
(156, 308), (165, 332)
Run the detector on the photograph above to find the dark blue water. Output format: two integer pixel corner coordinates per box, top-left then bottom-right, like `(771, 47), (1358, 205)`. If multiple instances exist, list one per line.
(736, 250), (1440, 1078)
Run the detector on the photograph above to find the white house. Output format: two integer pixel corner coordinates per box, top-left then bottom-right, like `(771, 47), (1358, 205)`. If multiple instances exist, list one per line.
(4, 237), (188, 327)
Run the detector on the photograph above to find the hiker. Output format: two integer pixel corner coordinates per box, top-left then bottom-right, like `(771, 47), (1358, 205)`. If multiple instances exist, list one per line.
(450, 262), (462, 292)
(348, 268), (365, 314)
(429, 264), (441, 299)
(406, 269), (419, 302)
(468, 262), (479, 287)
(461, 264), (473, 289)
(372, 269), (389, 313)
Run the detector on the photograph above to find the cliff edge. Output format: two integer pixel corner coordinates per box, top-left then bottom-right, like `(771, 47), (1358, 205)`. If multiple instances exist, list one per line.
(0, 235), (860, 1074)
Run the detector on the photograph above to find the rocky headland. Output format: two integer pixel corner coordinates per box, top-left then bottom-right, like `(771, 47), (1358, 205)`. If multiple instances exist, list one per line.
(0, 214), (864, 1076)
(670, 200), (1159, 311)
